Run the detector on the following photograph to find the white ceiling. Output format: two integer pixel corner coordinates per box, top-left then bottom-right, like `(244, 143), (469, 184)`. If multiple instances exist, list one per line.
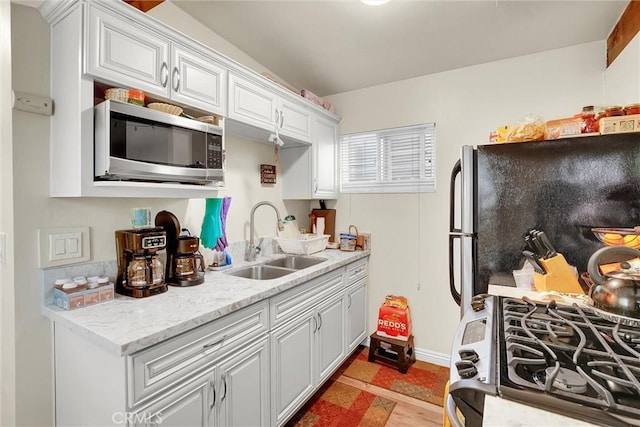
(171, 0), (629, 97)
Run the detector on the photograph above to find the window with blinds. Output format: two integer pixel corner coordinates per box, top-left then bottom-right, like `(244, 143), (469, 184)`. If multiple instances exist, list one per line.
(339, 123), (435, 193)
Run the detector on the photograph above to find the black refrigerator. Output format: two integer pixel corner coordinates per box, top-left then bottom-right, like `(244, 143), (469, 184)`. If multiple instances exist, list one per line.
(448, 133), (640, 316)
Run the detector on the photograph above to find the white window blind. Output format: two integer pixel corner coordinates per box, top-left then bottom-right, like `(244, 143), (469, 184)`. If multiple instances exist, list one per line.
(340, 123), (435, 193)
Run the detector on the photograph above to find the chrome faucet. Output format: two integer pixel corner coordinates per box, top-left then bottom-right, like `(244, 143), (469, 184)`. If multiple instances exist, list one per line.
(246, 201), (284, 261)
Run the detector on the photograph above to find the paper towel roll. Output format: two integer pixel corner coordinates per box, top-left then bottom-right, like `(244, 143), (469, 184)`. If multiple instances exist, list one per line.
(316, 217), (325, 235)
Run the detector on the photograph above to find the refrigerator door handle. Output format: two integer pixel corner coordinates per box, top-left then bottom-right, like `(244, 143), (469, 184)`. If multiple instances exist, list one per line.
(449, 159), (463, 305)
(450, 159), (462, 233)
(449, 234), (462, 305)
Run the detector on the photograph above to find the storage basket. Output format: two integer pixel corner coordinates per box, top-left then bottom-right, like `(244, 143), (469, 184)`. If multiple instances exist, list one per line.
(340, 225), (358, 251)
(275, 234), (329, 255)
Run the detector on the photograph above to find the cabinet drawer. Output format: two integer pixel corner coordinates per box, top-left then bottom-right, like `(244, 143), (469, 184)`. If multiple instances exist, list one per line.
(346, 258), (368, 285)
(270, 268), (344, 330)
(128, 301), (268, 408)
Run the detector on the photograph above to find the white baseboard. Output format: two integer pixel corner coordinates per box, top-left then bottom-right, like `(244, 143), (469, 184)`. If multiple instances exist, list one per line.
(361, 336), (450, 367)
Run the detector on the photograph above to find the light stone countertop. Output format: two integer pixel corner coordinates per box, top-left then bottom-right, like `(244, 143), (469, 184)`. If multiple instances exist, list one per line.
(42, 249), (369, 357)
(483, 395), (597, 426)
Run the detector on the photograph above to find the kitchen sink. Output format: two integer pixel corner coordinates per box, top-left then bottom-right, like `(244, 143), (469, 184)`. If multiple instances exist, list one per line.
(264, 255), (327, 270)
(225, 265), (295, 280)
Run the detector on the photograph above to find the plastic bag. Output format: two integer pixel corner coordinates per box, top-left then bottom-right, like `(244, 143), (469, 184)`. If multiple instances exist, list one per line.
(506, 114), (546, 143)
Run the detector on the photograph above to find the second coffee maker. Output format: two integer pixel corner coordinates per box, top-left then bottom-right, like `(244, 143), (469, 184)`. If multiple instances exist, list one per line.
(155, 210), (205, 286)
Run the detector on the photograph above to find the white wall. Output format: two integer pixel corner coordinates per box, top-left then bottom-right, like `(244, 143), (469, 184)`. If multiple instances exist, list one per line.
(325, 41), (607, 357)
(604, 32), (640, 105)
(9, 4), (307, 425)
(1, 1), (16, 426)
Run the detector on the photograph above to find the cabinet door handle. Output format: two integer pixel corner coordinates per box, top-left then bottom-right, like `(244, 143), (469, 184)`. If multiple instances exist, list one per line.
(203, 335), (227, 353)
(274, 109), (280, 126)
(280, 112), (284, 128)
(221, 374), (228, 402)
(209, 380), (216, 410)
(317, 313), (322, 331)
(312, 314), (317, 333)
(160, 62), (169, 87)
(348, 295), (352, 309)
(172, 67), (180, 92)
(314, 179), (318, 193)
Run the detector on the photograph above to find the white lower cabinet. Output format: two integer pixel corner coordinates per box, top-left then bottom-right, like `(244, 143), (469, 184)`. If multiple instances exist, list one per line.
(346, 279), (367, 352)
(270, 294), (346, 426)
(270, 312), (315, 426)
(52, 258), (367, 427)
(316, 296), (346, 383)
(133, 336), (269, 427)
(216, 337), (270, 427)
(133, 370), (214, 427)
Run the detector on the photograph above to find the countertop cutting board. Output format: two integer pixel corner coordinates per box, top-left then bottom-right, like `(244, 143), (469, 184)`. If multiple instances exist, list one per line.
(311, 209), (336, 243)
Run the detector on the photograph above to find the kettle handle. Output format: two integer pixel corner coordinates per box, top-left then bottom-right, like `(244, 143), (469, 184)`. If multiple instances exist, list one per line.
(587, 246), (640, 285)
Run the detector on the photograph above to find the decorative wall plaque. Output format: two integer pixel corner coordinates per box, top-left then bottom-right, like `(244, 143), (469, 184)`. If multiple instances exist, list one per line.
(260, 164), (276, 184)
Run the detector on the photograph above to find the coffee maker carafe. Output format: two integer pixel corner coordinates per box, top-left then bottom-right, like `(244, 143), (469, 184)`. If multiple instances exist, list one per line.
(156, 210), (205, 287)
(115, 228), (168, 298)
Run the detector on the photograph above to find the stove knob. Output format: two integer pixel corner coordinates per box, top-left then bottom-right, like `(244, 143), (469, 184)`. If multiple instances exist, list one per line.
(455, 360), (478, 379)
(458, 349), (479, 364)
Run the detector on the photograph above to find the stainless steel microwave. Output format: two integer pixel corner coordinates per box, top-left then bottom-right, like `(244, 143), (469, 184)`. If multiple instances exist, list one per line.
(94, 100), (224, 186)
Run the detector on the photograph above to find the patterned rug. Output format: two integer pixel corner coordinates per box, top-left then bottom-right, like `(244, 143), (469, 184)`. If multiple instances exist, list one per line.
(286, 379), (396, 427)
(339, 346), (450, 407)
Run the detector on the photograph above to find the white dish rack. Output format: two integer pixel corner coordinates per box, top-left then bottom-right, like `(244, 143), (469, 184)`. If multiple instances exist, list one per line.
(274, 234), (330, 255)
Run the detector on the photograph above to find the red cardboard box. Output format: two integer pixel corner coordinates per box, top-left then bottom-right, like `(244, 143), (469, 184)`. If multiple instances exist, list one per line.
(377, 295), (412, 341)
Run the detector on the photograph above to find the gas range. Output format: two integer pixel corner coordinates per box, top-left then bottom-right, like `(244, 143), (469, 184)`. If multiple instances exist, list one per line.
(448, 295), (640, 427)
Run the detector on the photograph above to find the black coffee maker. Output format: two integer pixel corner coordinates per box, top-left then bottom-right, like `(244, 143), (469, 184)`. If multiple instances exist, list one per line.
(155, 210), (205, 286)
(115, 228), (168, 298)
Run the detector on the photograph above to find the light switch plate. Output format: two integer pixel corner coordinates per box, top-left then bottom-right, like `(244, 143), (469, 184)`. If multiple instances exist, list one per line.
(38, 227), (90, 268)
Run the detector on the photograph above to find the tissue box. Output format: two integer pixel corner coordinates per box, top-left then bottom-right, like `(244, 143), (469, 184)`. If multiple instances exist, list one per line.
(53, 282), (114, 310)
(377, 295), (412, 341)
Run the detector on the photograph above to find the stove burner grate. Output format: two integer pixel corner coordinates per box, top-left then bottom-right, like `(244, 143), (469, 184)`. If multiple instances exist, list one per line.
(532, 366), (588, 394)
(499, 297), (640, 423)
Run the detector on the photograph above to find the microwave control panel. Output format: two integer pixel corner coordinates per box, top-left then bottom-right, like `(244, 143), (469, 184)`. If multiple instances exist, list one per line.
(207, 134), (224, 169)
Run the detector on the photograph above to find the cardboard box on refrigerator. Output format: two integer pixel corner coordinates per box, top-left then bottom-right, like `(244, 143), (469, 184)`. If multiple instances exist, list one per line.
(377, 295), (412, 341)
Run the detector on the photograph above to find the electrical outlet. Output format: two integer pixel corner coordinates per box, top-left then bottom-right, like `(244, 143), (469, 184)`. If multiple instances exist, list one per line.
(38, 227), (90, 268)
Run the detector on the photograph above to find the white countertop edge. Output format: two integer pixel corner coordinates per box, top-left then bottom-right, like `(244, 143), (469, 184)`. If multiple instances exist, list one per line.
(43, 250), (370, 356)
(483, 395), (598, 426)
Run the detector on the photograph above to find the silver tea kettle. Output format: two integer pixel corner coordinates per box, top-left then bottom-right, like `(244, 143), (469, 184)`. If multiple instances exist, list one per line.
(587, 246), (640, 321)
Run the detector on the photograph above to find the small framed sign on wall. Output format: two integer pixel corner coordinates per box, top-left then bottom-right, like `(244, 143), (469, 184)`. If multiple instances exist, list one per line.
(260, 164), (277, 184)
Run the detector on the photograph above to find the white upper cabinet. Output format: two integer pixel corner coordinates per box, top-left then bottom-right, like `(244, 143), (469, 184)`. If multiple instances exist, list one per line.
(171, 44), (227, 115)
(41, 0), (338, 198)
(280, 115), (339, 200)
(86, 3), (227, 116)
(312, 115), (339, 199)
(86, 5), (171, 97)
(228, 72), (312, 144)
(279, 98), (312, 143)
(228, 73), (278, 130)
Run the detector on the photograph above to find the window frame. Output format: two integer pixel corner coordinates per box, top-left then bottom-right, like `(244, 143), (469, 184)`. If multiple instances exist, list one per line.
(339, 123), (436, 194)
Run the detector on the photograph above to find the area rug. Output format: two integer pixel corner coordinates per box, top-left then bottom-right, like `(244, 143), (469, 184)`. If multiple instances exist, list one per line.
(339, 346), (450, 407)
(286, 379), (396, 427)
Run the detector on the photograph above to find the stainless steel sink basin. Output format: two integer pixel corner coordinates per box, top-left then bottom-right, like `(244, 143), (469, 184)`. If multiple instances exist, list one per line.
(264, 255), (327, 270)
(225, 265), (294, 280)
